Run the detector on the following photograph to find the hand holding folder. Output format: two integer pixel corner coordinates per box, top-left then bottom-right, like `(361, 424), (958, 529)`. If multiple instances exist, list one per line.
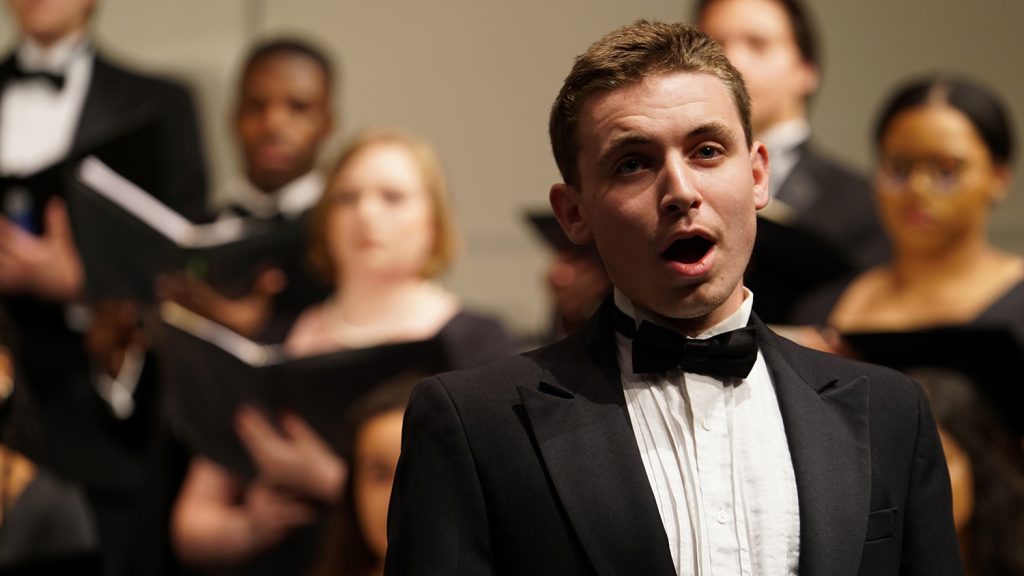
(0, 196), (84, 301)
(70, 157), (307, 303)
(159, 302), (449, 477)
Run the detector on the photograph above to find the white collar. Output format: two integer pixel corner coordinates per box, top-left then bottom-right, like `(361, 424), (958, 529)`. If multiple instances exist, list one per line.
(758, 118), (810, 158)
(17, 30), (91, 74)
(613, 287), (754, 339)
(226, 170), (324, 219)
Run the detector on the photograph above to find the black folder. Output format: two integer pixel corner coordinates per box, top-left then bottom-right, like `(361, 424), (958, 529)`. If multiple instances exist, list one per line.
(524, 210), (599, 258)
(843, 326), (1024, 435)
(0, 104), (161, 236)
(747, 212), (855, 323)
(67, 157), (307, 302)
(158, 303), (450, 476)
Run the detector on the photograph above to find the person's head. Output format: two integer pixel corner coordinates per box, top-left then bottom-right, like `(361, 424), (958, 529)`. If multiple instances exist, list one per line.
(910, 368), (1024, 574)
(696, 0), (820, 136)
(7, 0), (95, 47)
(235, 38), (335, 193)
(873, 75), (1015, 257)
(549, 20), (769, 335)
(309, 128), (459, 287)
(310, 375), (419, 576)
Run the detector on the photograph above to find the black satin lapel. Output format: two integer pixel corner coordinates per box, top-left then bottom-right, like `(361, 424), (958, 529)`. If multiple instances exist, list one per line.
(515, 300), (675, 576)
(518, 377), (675, 576)
(759, 327), (871, 576)
(73, 56), (123, 153)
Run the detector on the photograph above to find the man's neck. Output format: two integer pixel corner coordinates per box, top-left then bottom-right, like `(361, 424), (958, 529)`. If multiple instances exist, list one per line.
(614, 286), (751, 338)
(19, 29), (89, 71)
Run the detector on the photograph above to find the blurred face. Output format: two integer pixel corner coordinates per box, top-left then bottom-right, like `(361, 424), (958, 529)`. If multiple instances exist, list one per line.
(700, 0), (818, 135)
(0, 348), (12, 403)
(353, 410), (403, 563)
(551, 71), (769, 334)
(876, 104), (1009, 256)
(7, 0), (94, 46)
(326, 143), (436, 283)
(236, 53), (332, 192)
(938, 428), (974, 534)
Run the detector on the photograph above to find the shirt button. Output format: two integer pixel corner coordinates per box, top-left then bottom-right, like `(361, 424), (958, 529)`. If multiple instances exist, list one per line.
(717, 509), (728, 524)
(701, 414), (713, 431)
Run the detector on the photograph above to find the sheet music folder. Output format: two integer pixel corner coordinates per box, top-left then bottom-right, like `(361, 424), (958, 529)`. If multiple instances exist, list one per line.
(68, 157), (306, 302)
(159, 303), (450, 476)
(843, 326), (1024, 435)
(0, 104), (160, 235)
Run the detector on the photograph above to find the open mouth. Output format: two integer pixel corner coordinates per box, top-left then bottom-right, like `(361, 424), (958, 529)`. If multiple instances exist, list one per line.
(661, 236), (714, 264)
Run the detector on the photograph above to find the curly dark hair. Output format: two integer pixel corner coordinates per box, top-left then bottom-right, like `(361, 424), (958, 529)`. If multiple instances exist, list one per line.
(911, 368), (1024, 576)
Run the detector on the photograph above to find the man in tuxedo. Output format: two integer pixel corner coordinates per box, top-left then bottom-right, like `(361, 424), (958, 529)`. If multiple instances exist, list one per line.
(159, 38), (334, 342)
(0, 2), (207, 575)
(697, 0), (889, 323)
(0, 0), (207, 380)
(385, 21), (961, 576)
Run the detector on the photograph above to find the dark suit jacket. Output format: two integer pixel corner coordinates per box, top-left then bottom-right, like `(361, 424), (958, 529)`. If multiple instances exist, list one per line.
(385, 301), (962, 576)
(748, 143), (890, 323)
(0, 48), (207, 576)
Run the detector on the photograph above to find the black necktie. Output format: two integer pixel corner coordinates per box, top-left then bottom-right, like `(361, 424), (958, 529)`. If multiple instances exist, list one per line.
(613, 307), (759, 380)
(6, 61), (65, 91)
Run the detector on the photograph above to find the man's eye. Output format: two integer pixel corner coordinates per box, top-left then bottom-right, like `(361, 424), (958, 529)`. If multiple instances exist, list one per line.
(615, 157), (645, 174)
(694, 146), (720, 160)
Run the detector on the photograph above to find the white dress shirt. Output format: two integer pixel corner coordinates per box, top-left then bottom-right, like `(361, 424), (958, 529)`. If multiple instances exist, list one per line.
(758, 118), (811, 200)
(0, 32), (93, 176)
(220, 170), (324, 220)
(616, 289), (800, 576)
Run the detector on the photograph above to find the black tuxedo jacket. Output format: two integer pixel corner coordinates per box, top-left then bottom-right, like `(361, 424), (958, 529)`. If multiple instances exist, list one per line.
(385, 301), (962, 576)
(0, 49), (208, 387)
(748, 143), (890, 323)
(776, 143), (888, 270)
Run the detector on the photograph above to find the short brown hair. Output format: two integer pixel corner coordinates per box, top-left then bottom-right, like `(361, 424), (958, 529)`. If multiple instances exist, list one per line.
(309, 128), (461, 284)
(549, 20), (752, 187)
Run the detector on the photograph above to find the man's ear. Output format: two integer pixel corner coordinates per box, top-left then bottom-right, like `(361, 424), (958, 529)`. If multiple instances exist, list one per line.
(799, 61), (820, 100)
(549, 183), (593, 245)
(750, 142), (770, 209)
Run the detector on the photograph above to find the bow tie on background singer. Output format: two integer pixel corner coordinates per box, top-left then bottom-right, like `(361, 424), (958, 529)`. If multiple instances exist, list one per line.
(0, 61), (65, 91)
(612, 307), (758, 380)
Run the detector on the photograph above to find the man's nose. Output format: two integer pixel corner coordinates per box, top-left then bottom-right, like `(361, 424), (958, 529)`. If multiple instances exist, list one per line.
(263, 104), (291, 132)
(660, 155), (701, 214)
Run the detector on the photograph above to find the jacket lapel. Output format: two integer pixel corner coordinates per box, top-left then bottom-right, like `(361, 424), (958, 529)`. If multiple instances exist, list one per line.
(73, 55), (126, 154)
(756, 317), (871, 576)
(518, 302), (676, 576)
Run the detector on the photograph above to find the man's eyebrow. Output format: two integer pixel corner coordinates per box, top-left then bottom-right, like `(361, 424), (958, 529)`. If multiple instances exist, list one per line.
(596, 133), (653, 164)
(687, 122), (736, 143)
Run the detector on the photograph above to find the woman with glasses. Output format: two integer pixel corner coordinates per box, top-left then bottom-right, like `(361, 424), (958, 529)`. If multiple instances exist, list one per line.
(792, 75), (1022, 339)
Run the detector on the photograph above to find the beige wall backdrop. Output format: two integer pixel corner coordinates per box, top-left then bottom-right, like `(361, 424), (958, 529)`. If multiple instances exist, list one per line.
(2, 1), (1023, 338)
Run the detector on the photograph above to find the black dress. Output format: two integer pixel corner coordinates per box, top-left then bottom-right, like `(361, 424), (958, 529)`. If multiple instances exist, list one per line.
(0, 468), (99, 575)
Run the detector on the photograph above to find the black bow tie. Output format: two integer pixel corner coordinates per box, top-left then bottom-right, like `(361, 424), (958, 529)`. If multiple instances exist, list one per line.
(613, 307), (759, 380)
(5, 61), (65, 91)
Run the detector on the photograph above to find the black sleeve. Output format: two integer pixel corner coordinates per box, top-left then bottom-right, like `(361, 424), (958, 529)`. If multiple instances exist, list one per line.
(384, 377), (494, 576)
(152, 80), (208, 222)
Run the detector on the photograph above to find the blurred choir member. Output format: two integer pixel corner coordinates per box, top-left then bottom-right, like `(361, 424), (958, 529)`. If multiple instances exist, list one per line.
(697, 0), (889, 322)
(284, 128), (515, 361)
(793, 75), (1022, 341)
(0, 2), (207, 576)
(910, 369), (1024, 576)
(171, 129), (515, 574)
(307, 376), (417, 576)
(159, 38), (334, 342)
(0, 0), (208, 383)
(0, 307), (99, 574)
